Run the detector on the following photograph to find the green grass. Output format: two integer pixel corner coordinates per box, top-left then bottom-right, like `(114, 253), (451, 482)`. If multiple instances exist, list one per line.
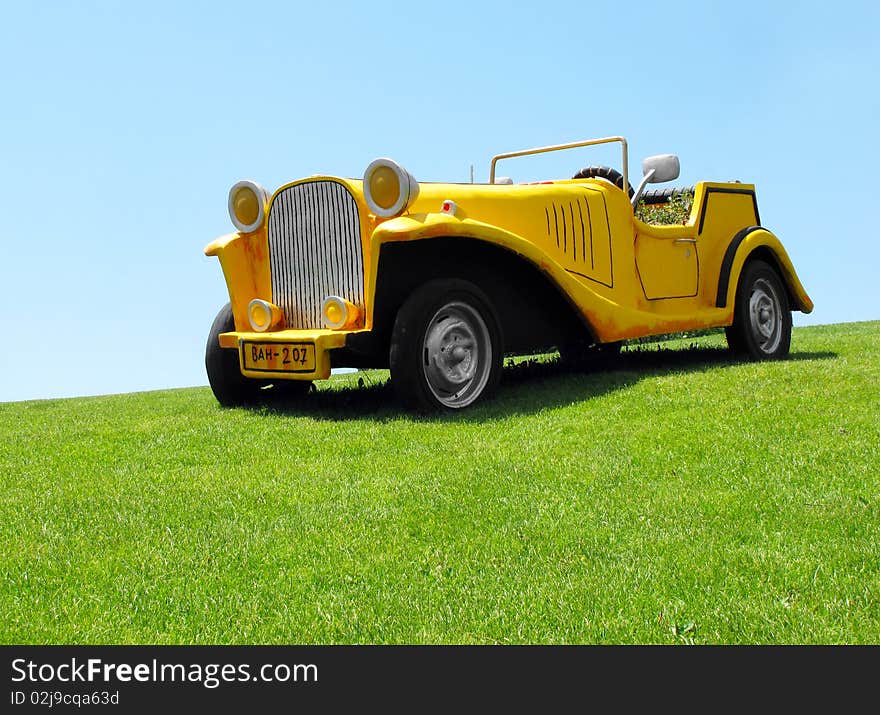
(1, 321), (878, 644)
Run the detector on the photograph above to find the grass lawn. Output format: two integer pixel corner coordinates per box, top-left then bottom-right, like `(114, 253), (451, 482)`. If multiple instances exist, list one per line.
(1, 321), (877, 644)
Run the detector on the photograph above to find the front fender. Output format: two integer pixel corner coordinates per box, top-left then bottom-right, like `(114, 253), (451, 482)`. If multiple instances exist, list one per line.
(204, 230), (272, 331)
(367, 212), (584, 317)
(717, 227), (813, 313)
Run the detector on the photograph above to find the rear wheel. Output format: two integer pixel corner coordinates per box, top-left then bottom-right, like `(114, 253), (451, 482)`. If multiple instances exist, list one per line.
(389, 279), (503, 412)
(726, 260), (791, 359)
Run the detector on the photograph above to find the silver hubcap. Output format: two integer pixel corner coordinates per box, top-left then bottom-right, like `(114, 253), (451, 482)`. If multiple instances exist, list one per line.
(748, 278), (783, 353)
(422, 301), (492, 408)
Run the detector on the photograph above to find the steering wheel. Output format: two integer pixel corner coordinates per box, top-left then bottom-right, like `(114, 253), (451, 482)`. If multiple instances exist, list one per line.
(572, 165), (634, 199)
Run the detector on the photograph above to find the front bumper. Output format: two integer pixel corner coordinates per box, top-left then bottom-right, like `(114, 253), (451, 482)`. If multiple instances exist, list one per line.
(218, 328), (368, 381)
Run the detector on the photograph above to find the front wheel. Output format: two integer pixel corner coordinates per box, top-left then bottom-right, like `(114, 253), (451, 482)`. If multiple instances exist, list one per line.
(205, 304), (314, 406)
(205, 304), (263, 406)
(726, 260), (792, 360)
(389, 279), (503, 412)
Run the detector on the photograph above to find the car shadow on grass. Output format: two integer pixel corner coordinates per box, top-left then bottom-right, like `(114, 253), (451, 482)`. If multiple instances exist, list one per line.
(242, 345), (837, 422)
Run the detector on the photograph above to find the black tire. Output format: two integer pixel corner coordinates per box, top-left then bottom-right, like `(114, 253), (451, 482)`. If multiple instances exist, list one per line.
(389, 279), (503, 412)
(205, 304), (314, 406)
(726, 260), (791, 360)
(205, 304), (264, 406)
(558, 340), (623, 371)
(640, 186), (695, 205)
(572, 165), (634, 199)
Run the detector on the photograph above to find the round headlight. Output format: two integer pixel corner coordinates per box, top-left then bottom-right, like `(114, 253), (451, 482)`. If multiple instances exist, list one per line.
(228, 180), (269, 233)
(363, 158), (418, 218)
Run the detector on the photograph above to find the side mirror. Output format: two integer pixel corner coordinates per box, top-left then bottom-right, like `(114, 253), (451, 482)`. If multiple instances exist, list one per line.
(642, 154), (680, 184)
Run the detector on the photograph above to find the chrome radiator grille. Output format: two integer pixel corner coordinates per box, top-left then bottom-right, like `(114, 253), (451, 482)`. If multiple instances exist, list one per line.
(267, 181), (364, 329)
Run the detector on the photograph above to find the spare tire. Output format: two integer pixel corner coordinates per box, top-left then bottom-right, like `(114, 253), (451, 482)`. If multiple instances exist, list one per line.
(572, 165), (634, 198)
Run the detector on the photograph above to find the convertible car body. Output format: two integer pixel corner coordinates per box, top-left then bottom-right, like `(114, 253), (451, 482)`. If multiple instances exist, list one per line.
(204, 136), (812, 410)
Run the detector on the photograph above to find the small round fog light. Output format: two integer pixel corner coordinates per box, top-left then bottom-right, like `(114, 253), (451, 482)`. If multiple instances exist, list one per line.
(247, 299), (282, 332)
(322, 296), (360, 330)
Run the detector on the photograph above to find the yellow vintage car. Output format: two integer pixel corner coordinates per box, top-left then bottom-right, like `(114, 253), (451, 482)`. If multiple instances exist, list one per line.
(204, 136), (812, 411)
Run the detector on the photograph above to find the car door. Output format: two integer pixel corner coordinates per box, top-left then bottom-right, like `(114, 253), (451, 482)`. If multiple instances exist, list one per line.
(634, 229), (699, 299)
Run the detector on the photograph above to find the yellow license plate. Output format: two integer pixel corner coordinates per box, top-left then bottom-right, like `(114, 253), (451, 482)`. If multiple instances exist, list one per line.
(241, 341), (316, 373)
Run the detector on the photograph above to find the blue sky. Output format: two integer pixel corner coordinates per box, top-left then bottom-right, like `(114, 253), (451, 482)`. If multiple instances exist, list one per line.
(1, 0), (877, 402)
